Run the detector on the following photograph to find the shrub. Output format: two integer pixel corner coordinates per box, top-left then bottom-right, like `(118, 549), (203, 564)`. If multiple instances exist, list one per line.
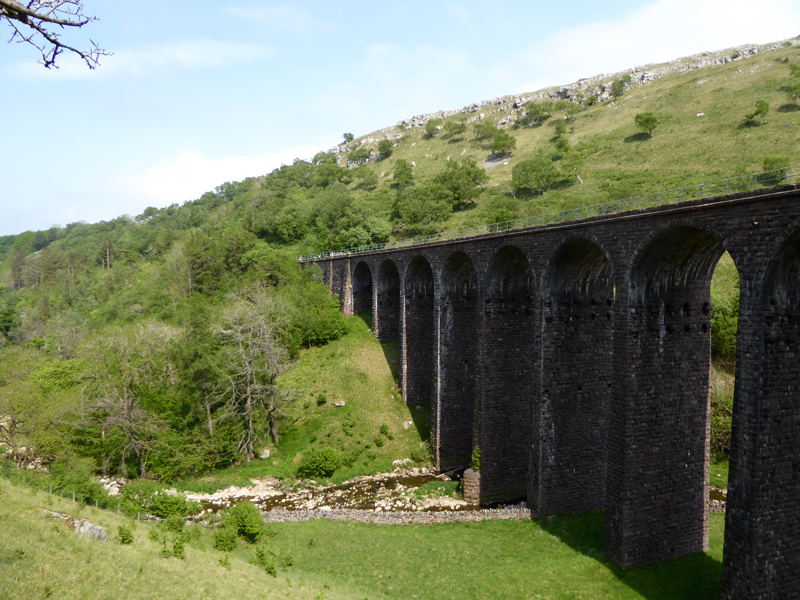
(374, 437), (385, 448)
(118, 525), (133, 544)
(225, 501), (265, 543)
(213, 526), (238, 552)
(296, 448), (341, 479)
(162, 514), (185, 534)
(172, 536), (186, 559)
(251, 545), (277, 576)
(282, 554), (294, 568)
(470, 446), (481, 472)
(410, 441), (432, 465)
(218, 554), (231, 569)
(316, 393), (327, 406)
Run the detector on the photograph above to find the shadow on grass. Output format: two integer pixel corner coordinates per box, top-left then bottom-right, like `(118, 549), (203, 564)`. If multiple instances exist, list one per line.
(777, 103), (800, 113)
(624, 132), (651, 143)
(540, 512), (723, 600)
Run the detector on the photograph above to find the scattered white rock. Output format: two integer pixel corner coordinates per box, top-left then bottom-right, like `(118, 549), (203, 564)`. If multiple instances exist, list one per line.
(334, 401), (346, 407)
(401, 421), (413, 430)
(697, 113), (705, 117)
(260, 448), (271, 459)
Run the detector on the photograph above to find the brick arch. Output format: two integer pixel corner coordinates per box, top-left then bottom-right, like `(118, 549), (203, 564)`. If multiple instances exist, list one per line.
(376, 259), (400, 341)
(352, 261), (373, 316)
(435, 251), (480, 471)
(479, 244), (536, 503)
(532, 236), (614, 517)
(403, 255), (435, 405)
(627, 218), (732, 297)
(485, 244), (534, 297)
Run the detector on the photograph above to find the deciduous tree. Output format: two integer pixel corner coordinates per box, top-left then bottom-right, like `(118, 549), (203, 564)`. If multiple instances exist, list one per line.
(512, 153), (559, 195)
(1, 0), (109, 68)
(491, 130), (516, 156)
(634, 112), (659, 138)
(215, 284), (292, 458)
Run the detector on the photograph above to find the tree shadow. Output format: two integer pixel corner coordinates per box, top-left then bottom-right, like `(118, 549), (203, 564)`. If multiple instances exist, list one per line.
(736, 119), (761, 130)
(777, 103), (800, 113)
(624, 132), (650, 143)
(540, 512), (724, 600)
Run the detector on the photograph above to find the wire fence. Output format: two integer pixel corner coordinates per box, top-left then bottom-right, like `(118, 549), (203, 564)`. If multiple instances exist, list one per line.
(298, 165), (800, 261)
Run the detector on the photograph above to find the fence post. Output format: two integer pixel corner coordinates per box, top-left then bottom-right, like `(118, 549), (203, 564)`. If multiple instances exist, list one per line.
(701, 184), (705, 199)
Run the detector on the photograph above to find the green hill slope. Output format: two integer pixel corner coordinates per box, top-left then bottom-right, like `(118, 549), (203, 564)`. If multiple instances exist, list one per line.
(0, 37), (787, 490)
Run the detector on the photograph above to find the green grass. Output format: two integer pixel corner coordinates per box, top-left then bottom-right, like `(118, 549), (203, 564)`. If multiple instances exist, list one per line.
(0, 480), (728, 600)
(174, 313), (431, 492)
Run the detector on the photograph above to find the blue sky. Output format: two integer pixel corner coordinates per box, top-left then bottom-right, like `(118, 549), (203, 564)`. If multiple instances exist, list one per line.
(1, 0), (798, 236)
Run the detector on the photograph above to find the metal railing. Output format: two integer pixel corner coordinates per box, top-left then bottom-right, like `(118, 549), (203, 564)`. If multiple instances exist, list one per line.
(298, 165), (800, 261)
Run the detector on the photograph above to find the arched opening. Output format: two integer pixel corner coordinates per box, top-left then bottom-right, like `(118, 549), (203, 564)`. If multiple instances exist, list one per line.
(606, 225), (725, 569)
(721, 232), (800, 595)
(534, 238), (613, 517)
(435, 251), (478, 471)
(352, 261), (373, 318)
(403, 256), (435, 405)
(376, 260), (400, 341)
(481, 245), (535, 503)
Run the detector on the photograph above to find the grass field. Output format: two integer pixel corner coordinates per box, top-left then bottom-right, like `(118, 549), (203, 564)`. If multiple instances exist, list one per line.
(0, 480), (728, 600)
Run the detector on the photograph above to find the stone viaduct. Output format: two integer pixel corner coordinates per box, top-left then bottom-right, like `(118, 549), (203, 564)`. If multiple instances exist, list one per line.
(302, 186), (800, 600)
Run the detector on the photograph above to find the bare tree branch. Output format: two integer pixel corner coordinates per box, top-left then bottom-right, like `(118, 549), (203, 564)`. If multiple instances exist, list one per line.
(1, 0), (110, 69)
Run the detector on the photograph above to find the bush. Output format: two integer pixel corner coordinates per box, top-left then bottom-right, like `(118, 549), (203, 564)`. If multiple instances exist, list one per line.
(410, 441), (432, 465)
(172, 536), (186, 559)
(162, 514), (185, 534)
(118, 525), (133, 544)
(225, 501), (265, 543)
(251, 545), (277, 577)
(296, 448), (341, 479)
(213, 526), (238, 551)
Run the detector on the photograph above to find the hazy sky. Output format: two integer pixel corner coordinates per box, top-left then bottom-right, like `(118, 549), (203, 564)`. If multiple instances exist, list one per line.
(1, 0), (798, 236)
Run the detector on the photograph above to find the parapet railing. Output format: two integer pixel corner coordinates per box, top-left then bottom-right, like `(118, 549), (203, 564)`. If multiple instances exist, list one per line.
(298, 165), (800, 261)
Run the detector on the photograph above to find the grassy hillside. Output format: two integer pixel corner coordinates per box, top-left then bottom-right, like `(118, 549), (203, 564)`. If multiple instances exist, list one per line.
(0, 480), (728, 600)
(338, 40), (800, 237)
(0, 37), (784, 492)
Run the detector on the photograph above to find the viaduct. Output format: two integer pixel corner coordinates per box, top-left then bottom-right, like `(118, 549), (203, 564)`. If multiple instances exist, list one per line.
(302, 186), (800, 600)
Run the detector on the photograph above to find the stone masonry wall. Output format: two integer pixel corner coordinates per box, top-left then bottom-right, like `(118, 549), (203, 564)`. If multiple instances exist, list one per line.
(309, 185), (800, 600)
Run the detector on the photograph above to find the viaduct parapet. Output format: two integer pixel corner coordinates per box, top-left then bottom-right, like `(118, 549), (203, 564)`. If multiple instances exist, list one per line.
(303, 186), (800, 600)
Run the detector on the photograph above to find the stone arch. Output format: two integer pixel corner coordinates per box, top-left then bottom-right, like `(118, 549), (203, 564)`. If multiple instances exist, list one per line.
(607, 223), (727, 569)
(352, 261), (373, 316)
(403, 255), (435, 405)
(435, 251), (479, 471)
(376, 259), (400, 341)
(480, 244), (536, 503)
(533, 236), (614, 517)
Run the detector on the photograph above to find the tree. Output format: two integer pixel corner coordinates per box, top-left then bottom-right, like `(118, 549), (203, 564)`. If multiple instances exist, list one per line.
(611, 74), (632, 98)
(79, 322), (179, 478)
(433, 158), (488, 209)
(473, 119), (496, 141)
(342, 133), (354, 143)
(1, 0), (109, 69)
(397, 184), (453, 233)
(424, 119), (442, 138)
(349, 146), (371, 165)
(744, 100), (770, 125)
(511, 153), (559, 195)
(521, 101), (552, 127)
(377, 139), (394, 156)
(563, 150), (585, 185)
(491, 130), (516, 156)
(554, 99), (580, 122)
(443, 120), (467, 139)
(634, 112), (659, 138)
(787, 83), (800, 106)
(216, 284), (292, 459)
(392, 159), (414, 190)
